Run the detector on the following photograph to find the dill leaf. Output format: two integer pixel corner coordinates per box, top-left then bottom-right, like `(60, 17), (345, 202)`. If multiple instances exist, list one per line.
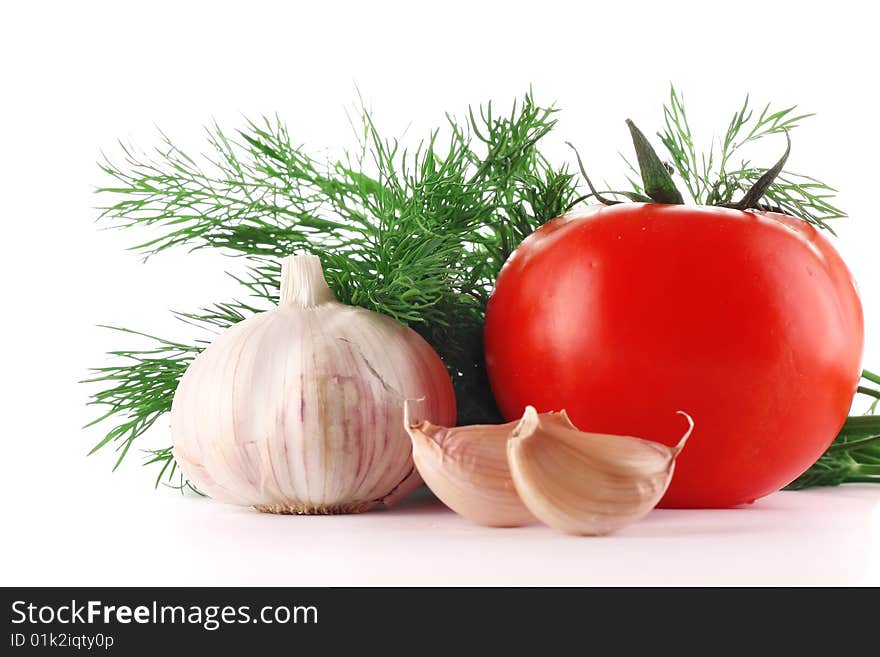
(87, 92), (578, 482)
(656, 85), (843, 230)
(82, 328), (200, 471)
(86, 89), (866, 493)
(785, 371), (880, 490)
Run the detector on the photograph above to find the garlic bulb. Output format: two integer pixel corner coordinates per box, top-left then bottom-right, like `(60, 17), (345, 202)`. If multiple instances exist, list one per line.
(507, 407), (693, 535)
(171, 254), (457, 514)
(404, 403), (554, 527)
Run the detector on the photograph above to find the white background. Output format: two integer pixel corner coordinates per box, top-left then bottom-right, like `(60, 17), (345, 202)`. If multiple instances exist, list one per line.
(1, 0), (878, 586)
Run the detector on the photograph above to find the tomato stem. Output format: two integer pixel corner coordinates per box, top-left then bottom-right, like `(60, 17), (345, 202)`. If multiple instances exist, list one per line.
(626, 119), (685, 205)
(564, 142), (652, 207)
(724, 131), (791, 211)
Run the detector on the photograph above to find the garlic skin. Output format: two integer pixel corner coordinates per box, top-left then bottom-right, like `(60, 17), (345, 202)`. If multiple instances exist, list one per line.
(171, 254), (456, 514)
(405, 406), (579, 527)
(507, 407), (693, 535)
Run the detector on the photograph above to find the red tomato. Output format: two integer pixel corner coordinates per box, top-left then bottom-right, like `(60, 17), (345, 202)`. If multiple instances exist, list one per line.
(484, 204), (863, 508)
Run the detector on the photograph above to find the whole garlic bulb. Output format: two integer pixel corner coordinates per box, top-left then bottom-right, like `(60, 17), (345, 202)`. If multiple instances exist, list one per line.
(171, 254), (456, 514)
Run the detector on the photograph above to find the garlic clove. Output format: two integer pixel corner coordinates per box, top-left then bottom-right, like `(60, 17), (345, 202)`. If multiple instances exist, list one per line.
(507, 407), (693, 536)
(406, 420), (532, 527)
(403, 403), (583, 527)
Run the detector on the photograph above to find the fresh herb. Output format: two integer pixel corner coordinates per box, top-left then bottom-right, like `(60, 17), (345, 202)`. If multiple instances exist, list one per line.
(143, 447), (203, 494)
(570, 87), (842, 235)
(82, 328), (199, 474)
(85, 87), (865, 493)
(655, 87), (844, 231)
(786, 371), (880, 489)
(86, 93), (577, 485)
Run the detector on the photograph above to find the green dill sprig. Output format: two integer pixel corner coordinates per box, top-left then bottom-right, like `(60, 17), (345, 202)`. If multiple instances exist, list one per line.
(86, 88), (868, 494)
(86, 93), (579, 482)
(653, 86), (844, 231)
(82, 328), (201, 471)
(143, 447), (203, 494)
(86, 304), (265, 492)
(785, 371), (880, 490)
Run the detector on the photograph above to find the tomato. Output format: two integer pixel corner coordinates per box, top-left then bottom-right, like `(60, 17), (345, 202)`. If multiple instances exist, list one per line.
(484, 204), (863, 508)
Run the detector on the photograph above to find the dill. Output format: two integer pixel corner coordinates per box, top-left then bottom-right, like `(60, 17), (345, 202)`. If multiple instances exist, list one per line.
(86, 93), (577, 485)
(785, 371), (880, 489)
(655, 86), (844, 231)
(85, 88), (866, 493)
(81, 328), (200, 473)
